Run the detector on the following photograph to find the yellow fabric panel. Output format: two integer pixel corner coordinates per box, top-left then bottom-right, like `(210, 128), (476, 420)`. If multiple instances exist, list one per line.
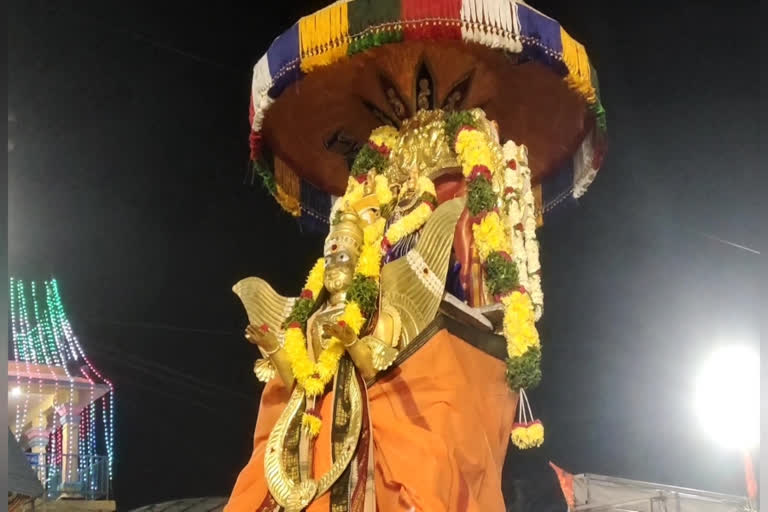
(299, 2), (350, 72)
(560, 27), (596, 104)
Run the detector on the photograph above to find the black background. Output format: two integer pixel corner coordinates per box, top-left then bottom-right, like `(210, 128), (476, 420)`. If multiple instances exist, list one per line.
(8, 1), (762, 509)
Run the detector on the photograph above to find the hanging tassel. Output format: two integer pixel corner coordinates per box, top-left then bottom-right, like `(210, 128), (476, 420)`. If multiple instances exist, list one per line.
(299, 2), (350, 72)
(560, 27), (596, 103)
(511, 388), (544, 449)
(461, 0), (519, 52)
(509, 1), (523, 53)
(298, 179), (332, 235)
(274, 156), (302, 217)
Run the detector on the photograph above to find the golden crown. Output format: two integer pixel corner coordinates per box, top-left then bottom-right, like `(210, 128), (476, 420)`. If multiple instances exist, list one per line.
(324, 210), (364, 255)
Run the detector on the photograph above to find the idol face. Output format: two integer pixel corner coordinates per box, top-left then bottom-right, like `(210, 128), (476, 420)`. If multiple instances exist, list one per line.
(323, 248), (357, 295)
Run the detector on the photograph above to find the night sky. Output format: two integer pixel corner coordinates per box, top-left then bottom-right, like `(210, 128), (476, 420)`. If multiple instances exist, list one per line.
(8, 1), (762, 510)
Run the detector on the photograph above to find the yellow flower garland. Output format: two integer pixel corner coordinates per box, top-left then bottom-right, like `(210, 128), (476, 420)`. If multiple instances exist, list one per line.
(455, 128), (494, 177)
(385, 202), (433, 246)
(364, 218), (386, 245)
(283, 185), (386, 400)
(502, 291), (540, 357)
(301, 413), (323, 438)
(374, 174), (394, 205)
(384, 177), (437, 246)
(357, 242), (383, 278)
(511, 421), (544, 449)
(453, 121), (545, 450)
(304, 258), (325, 297)
(471, 211), (508, 260)
(284, 299), (369, 399)
(369, 125), (398, 150)
(342, 177), (366, 208)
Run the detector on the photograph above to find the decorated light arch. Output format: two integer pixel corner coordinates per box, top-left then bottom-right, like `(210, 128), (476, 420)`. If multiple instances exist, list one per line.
(8, 277), (115, 497)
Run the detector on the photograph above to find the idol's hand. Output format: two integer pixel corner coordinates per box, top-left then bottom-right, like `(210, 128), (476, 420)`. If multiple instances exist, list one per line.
(322, 322), (357, 347)
(245, 324), (280, 353)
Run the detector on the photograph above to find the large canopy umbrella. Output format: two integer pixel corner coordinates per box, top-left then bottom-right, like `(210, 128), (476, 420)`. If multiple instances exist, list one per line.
(246, 0), (607, 232)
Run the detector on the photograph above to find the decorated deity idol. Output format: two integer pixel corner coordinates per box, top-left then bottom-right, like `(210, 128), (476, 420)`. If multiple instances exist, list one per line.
(226, 1), (606, 511)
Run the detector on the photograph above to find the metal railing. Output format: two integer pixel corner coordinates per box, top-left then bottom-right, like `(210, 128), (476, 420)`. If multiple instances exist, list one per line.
(25, 453), (110, 500)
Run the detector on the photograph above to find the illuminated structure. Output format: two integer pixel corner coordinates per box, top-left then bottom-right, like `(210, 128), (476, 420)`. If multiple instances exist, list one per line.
(8, 277), (116, 509)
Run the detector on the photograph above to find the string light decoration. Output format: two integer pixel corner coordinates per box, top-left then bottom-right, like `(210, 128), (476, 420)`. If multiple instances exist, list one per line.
(9, 277), (116, 487)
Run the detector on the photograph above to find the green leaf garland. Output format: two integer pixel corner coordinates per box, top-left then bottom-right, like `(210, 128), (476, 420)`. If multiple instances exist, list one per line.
(467, 176), (496, 216)
(505, 347), (542, 391)
(347, 275), (379, 316)
(351, 144), (389, 177)
(484, 252), (519, 296)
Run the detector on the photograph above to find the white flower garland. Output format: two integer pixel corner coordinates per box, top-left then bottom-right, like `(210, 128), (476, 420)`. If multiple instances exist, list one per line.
(502, 141), (543, 320)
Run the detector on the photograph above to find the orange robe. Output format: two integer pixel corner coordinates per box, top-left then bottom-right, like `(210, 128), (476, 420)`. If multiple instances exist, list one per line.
(225, 328), (517, 512)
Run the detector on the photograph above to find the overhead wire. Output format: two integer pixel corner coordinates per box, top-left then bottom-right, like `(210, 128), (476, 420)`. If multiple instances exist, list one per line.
(90, 343), (254, 402)
(84, 346), (255, 405)
(44, 5), (243, 74)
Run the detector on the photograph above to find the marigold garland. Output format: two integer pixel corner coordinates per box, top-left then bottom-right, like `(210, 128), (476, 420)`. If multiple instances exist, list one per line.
(284, 323), (345, 397)
(471, 211), (507, 260)
(283, 176), (386, 400)
(345, 117), (544, 449)
(502, 291), (540, 358)
(511, 420), (544, 449)
(384, 201), (434, 247)
(276, 252), (375, 400)
(342, 176), (366, 209)
(304, 258), (325, 297)
(364, 218), (386, 245)
(356, 242), (383, 279)
(301, 411), (323, 438)
(449, 112), (546, 450)
(282, 258), (326, 330)
(369, 125), (398, 151)
(455, 127), (494, 177)
(374, 174), (394, 205)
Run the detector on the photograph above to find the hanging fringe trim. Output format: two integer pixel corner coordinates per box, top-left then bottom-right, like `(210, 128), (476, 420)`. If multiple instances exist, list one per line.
(251, 56), (272, 128)
(251, 158), (276, 195)
(250, 92), (274, 133)
(400, 0), (463, 40)
(560, 27), (596, 104)
(460, 0), (522, 53)
(274, 155), (302, 212)
(250, 55), (275, 132)
(299, 2), (350, 72)
(275, 184), (302, 217)
(572, 129), (597, 199)
(348, 26), (404, 55)
(533, 183), (543, 227)
(511, 388), (544, 449)
(298, 179), (332, 234)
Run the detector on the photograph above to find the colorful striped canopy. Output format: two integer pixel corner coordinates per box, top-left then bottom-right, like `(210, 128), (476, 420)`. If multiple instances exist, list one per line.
(247, 0), (606, 232)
